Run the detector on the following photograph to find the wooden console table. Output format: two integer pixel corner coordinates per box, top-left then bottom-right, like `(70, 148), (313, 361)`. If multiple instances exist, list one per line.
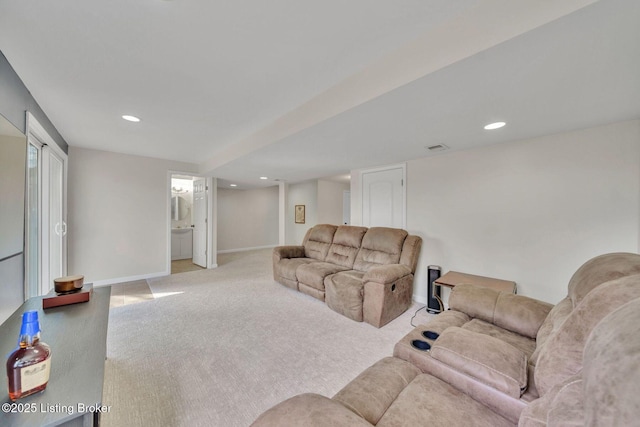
(0, 286), (110, 427)
(433, 271), (516, 312)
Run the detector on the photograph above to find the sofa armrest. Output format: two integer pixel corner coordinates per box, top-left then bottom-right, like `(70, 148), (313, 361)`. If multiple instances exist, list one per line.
(448, 284), (553, 338)
(333, 357), (421, 425)
(362, 267), (414, 328)
(251, 393), (374, 427)
(362, 264), (412, 284)
(273, 245), (305, 262)
(430, 327), (528, 398)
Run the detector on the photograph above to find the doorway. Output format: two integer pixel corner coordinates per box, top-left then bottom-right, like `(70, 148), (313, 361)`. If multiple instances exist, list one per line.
(26, 112), (68, 297)
(169, 174), (207, 274)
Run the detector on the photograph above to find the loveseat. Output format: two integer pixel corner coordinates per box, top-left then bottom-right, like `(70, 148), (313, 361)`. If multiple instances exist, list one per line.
(272, 224), (422, 327)
(253, 252), (640, 426)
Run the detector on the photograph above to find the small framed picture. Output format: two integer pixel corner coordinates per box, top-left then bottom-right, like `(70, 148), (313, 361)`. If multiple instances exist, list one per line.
(295, 205), (305, 224)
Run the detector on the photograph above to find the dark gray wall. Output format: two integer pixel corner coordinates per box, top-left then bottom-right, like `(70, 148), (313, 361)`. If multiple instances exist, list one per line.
(0, 50), (68, 153)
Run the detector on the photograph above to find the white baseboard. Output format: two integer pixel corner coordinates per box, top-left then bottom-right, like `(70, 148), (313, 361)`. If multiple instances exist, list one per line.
(217, 245), (276, 254)
(92, 270), (168, 287)
(413, 294), (430, 305)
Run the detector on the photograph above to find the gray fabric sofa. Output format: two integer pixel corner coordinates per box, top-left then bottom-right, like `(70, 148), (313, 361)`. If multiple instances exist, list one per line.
(272, 224), (422, 328)
(253, 252), (640, 426)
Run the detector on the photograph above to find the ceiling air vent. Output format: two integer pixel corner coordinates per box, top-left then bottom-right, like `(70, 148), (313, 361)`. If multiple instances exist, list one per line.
(425, 144), (449, 152)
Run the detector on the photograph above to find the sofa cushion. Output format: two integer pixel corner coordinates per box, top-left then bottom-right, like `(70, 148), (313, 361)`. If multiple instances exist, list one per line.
(399, 235), (422, 273)
(534, 274), (640, 397)
(325, 270), (365, 321)
(461, 319), (537, 357)
(583, 297), (640, 426)
(303, 224), (338, 261)
(276, 258), (315, 282)
(297, 262), (350, 290)
(518, 374), (583, 427)
(250, 393), (374, 427)
(299, 283), (326, 301)
(529, 297), (573, 366)
(530, 252), (640, 366)
(325, 226), (368, 268)
(353, 227), (408, 272)
(522, 297), (640, 427)
(430, 327), (528, 398)
(567, 252), (640, 307)
(449, 284), (553, 339)
(376, 374), (513, 427)
(332, 357), (420, 425)
(411, 309), (472, 335)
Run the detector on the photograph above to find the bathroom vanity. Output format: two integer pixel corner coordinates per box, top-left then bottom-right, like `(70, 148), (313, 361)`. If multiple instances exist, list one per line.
(171, 228), (193, 260)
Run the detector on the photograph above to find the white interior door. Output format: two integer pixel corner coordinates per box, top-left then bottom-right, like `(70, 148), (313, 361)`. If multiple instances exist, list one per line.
(42, 146), (67, 294)
(192, 178), (207, 267)
(362, 165), (405, 228)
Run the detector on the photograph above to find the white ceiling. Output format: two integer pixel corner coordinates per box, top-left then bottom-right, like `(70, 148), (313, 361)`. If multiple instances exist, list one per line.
(1, 0), (639, 189)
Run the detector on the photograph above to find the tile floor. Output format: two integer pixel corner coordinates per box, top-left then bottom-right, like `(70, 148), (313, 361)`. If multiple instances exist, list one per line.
(108, 261), (205, 308)
(171, 259), (205, 274)
(109, 280), (154, 308)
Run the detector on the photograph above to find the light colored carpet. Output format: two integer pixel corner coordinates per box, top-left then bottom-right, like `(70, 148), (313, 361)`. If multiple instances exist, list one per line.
(102, 249), (433, 427)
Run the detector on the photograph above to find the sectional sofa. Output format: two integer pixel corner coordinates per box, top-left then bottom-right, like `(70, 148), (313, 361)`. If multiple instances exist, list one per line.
(254, 252), (640, 426)
(272, 224), (422, 327)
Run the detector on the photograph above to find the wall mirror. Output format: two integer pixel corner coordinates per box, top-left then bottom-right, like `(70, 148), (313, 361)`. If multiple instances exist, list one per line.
(171, 195), (191, 221)
(0, 113), (27, 261)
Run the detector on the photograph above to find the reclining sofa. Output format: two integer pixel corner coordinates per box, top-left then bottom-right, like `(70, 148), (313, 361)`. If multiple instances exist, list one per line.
(254, 252), (640, 426)
(272, 224), (422, 328)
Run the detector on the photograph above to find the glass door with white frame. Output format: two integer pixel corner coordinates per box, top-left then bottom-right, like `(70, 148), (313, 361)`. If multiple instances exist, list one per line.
(27, 112), (68, 296)
(25, 141), (41, 299)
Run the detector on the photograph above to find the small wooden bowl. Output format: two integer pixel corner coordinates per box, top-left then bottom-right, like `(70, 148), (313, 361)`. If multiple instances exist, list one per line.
(54, 275), (84, 294)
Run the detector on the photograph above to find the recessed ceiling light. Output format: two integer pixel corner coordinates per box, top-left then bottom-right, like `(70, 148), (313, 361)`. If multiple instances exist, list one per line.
(484, 121), (506, 130)
(259, 176), (268, 180)
(122, 115), (141, 122)
(230, 184), (237, 187)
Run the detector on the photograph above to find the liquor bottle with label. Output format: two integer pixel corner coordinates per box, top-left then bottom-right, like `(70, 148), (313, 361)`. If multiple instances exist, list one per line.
(6, 310), (52, 401)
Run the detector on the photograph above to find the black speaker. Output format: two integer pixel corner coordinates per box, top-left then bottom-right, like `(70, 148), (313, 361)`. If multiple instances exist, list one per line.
(426, 265), (442, 314)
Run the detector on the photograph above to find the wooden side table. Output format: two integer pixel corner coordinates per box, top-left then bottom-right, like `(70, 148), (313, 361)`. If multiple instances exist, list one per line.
(432, 271), (516, 312)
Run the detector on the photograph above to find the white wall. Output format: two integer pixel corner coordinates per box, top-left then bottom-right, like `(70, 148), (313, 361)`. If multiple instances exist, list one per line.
(217, 186), (279, 252)
(401, 120), (640, 304)
(67, 147), (198, 283)
(286, 180), (318, 245)
(317, 179), (350, 225)
(350, 172), (363, 226)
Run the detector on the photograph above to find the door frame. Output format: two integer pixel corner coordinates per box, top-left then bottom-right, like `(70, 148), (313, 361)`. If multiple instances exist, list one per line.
(24, 139), (42, 300)
(166, 171), (216, 273)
